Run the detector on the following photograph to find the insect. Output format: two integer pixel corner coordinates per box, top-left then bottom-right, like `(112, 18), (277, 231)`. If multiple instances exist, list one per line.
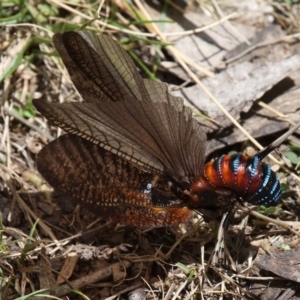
(34, 31), (299, 228)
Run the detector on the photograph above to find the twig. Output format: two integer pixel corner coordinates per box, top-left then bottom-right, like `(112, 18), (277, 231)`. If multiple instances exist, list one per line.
(224, 33), (300, 64)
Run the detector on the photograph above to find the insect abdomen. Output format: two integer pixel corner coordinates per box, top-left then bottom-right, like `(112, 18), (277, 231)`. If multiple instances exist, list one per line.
(191, 154), (282, 205)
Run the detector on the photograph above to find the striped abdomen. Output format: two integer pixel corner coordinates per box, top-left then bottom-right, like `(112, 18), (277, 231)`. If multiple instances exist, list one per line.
(190, 154), (281, 206)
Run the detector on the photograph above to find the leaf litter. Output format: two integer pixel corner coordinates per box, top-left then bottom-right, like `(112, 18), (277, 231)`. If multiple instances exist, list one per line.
(1, 1), (300, 299)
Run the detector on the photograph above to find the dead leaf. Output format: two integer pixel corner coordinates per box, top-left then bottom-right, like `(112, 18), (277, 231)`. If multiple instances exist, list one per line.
(205, 86), (300, 155)
(175, 55), (300, 128)
(57, 252), (79, 285)
(254, 247), (300, 283)
(144, 1), (257, 79)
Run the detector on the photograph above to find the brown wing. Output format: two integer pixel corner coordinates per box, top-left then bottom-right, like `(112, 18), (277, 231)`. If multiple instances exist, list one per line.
(51, 32), (143, 104)
(33, 31), (206, 182)
(37, 134), (193, 227)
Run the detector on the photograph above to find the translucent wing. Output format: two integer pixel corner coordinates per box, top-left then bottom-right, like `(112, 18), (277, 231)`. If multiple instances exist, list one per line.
(37, 134), (193, 227)
(51, 32), (143, 104)
(34, 31), (206, 182)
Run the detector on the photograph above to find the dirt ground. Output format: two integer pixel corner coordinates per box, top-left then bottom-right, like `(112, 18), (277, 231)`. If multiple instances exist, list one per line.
(1, 1), (300, 299)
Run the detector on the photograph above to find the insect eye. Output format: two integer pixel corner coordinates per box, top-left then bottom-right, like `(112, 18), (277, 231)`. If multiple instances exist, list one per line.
(141, 183), (152, 194)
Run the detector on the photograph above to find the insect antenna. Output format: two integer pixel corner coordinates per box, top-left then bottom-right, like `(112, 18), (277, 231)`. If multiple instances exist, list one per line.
(255, 120), (300, 161)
